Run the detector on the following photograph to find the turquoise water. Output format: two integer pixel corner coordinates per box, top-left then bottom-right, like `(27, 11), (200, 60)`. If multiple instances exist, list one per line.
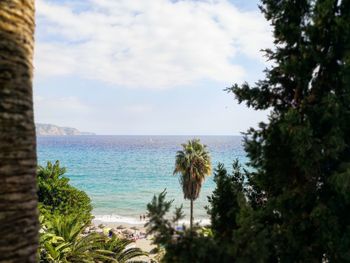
(37, 136), (246, 223)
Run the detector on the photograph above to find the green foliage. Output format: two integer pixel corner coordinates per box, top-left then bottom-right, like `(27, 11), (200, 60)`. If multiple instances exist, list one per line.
(100, 233), (147, 262)
(145, 190), (184, 246)
(146, 191), (230, 263)
(174, 139), (212, 228)
(223, 0), (350, 261)
(39, 214), (111, 262)
(38, 161), (92, 223)
(39, 214), (145, 263)
(158, 231), (224, 263)
(148, 0), (350, 262)
(173, 139), (212, 200)
(207, 161), (246, 242)
(38, 161), (147, 262)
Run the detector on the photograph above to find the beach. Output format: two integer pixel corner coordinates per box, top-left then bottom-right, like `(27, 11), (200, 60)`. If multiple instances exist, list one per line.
(91, 219), (156, 262)
(91, 216), (212, 262)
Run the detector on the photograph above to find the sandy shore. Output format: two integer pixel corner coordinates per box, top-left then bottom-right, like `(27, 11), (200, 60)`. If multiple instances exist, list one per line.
(91, 217), (210, 262)
(92, 219), (156, 262)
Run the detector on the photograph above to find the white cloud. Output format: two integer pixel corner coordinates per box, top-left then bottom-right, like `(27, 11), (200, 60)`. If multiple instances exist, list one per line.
(34, 96), (90, 126)
(124, 104), (153, 114)
(35, 0), (272, 89)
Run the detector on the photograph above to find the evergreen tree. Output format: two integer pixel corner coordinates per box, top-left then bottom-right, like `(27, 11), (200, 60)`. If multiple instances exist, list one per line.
(227, 0), (350, 261)
(145, 190), (227, 263)
(207, 161), (246, 242)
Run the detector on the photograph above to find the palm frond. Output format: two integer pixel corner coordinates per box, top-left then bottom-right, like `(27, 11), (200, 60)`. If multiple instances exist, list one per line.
(174, 139), (212, 200)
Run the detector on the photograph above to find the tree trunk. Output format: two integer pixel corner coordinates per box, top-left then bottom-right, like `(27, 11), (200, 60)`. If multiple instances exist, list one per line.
(190, 199), (193, 231)
(0, 1), (38, 262)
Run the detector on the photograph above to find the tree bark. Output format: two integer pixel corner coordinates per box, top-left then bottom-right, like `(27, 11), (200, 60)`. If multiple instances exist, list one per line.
(0, 1), (38, 262)
(190, 199), (193, 231)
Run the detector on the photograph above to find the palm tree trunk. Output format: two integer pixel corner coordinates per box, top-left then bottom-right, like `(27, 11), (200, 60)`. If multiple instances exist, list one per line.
(190, 199), (193, 231)
(0, 1), (38, 262)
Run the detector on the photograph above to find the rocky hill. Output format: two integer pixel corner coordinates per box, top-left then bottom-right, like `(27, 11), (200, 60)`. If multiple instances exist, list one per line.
(36, 123), (95, 136)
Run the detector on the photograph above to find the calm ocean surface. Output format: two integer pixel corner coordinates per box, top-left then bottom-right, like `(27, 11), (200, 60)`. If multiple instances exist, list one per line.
(37, 136), (246, 224)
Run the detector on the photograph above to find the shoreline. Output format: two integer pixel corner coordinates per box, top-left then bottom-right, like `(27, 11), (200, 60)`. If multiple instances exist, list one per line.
(91, 216), (211, 262)
(91, 220), (155, 262)
(93, 214), (211, 226)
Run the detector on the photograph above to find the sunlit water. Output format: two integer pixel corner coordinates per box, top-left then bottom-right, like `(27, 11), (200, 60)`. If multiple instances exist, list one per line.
(37, 136), (246, 224)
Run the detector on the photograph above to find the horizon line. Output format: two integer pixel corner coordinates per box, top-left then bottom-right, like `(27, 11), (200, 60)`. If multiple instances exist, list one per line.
(37, 134), (244, 137)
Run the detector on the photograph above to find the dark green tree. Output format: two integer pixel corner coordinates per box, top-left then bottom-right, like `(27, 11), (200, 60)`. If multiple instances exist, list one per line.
(226, 0), (350, 261)
(145, 190), (227, 263)
(207, 161), (246, 242)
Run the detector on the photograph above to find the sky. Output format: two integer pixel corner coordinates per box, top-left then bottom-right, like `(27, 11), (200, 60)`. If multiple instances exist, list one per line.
(33, 0), (273, 135)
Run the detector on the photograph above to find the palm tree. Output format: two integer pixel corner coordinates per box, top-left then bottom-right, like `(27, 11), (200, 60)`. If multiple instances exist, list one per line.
(0, 1), (38, 261)
(173, 139), (212, 230)
(100, 234), (147, 262)
(40, 215), (147, 262)
(40, 215), (107, 262)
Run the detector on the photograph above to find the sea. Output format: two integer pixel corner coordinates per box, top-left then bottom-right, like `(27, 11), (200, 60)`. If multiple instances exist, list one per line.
(37, 136), (247, 225)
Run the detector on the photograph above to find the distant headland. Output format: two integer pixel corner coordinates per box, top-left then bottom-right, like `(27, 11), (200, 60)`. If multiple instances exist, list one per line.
(36, 123), (96, 136)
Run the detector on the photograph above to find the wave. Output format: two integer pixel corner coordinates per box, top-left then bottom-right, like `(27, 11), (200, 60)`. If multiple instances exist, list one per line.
(178, 218), (211, 226)
(93, 214), (142, 225)
(93, 214), (211, 226)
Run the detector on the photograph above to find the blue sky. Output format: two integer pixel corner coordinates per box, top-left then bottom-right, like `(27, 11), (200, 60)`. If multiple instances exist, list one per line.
(33, 0), (272, 135)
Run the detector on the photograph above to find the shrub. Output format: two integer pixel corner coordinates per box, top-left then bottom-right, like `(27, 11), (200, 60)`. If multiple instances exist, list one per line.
(37, 161), (92, 223)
